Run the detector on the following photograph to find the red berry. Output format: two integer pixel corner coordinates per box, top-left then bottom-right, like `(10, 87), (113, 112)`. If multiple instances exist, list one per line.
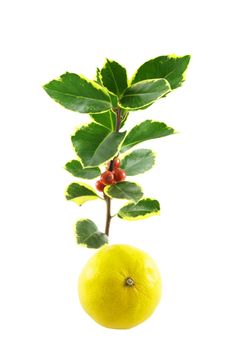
(95, 180), (105, 192)
(113, 157), (120, 168)
(106, 157), (121, 170)
(100, 171), (115, 185)
(113, 168), (126, 182)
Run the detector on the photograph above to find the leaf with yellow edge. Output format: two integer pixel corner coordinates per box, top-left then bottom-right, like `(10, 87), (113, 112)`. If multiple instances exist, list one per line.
(118, 198), (160, 220)
(90, 110), (116, 131)
(100, 59), (128, 97)
(75, 219), (108, 248)
(43, 72), (112, 114)
(65, 182), (101, 206)
(71, 122), (126, 167)
(104, 181), (143, 203)
(131, 55), (191, 90)
(119, 78), (170, 110)
(65, 160), (100, 179)
(121, 149), (155, 175)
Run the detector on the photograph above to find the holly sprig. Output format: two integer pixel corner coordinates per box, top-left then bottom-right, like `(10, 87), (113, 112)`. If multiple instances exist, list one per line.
(43, 54), (190, 248)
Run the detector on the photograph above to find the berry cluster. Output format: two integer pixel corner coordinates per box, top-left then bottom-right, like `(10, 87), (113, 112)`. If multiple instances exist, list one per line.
(95, 157), (126, 192)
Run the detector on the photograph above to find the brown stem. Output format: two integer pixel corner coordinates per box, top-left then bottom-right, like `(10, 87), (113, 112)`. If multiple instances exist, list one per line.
(115, 107), (121, 132)
(104, 107), (121, 236)
(104, 194), (111, 236)
(109, 108), (121, 171)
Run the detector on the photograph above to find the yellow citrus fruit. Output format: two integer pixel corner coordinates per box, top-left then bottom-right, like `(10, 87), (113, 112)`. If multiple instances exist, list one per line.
(78, 244), (162, 329)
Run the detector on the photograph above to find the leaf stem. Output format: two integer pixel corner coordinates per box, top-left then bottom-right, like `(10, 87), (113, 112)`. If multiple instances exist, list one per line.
(104, 107), (121, 236)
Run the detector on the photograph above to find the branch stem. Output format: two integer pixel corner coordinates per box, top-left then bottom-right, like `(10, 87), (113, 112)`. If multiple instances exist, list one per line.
(104, 107), (121, 236)
(104, 194), (111, 236)
(115, 107), (121, 132)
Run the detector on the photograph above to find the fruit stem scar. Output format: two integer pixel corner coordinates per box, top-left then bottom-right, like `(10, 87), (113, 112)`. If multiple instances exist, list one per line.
(125, 277), (135, 286)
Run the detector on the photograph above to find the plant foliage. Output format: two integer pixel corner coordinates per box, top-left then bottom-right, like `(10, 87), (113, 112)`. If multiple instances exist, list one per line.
(44, 54), (190, 248)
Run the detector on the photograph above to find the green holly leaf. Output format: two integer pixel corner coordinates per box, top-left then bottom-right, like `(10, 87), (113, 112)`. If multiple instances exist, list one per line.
(95, 67), (118, 107)
(90, 110), (128, 131)
(120, 110), (129, 129)
(75, 219), (108, 248)
(119, 78), (171, 110)
(121, 149), (155, 176)
(65, 182), (100, 206)
(95, 68), (103, 85)
(101, 59), (128, 97)
(104, 181), (143, 203)
(43, 72), (112, 114)
(72, 122), (126, 167)
(118, 198), (160, 220)
(65, 160), (100, 179)
(108, 92), (118, 108)
(131, 55), (191, 90)
(121, 120), (175, 153)
(90, 110), (116, 131)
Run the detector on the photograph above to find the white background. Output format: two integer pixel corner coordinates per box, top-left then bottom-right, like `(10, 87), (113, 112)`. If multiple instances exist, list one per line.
(0, 0), (233, 349)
